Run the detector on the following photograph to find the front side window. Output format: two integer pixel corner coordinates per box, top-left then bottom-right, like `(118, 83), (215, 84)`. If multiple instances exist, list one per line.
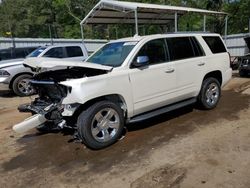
(203, 36), (227, 54)
(87, 41), (137, 67)
(43, 47), (64, 58)
(135, 39), (167, 65)
(166, 37), (195, 61)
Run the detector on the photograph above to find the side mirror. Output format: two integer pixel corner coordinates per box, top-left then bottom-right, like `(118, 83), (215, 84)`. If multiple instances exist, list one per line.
(133, 56), (149, 67)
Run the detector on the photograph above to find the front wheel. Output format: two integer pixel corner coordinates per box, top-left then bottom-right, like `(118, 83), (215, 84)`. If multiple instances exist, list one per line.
(12, 74), (35, 96)
(198, 77), (221, 110)
(77, 101), (124, 150)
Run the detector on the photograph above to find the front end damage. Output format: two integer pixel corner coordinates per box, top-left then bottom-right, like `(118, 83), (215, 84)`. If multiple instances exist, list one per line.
(13, 65), (111, 133)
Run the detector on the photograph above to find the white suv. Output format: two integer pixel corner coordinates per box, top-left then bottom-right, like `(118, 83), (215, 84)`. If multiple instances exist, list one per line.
(14, 33), (232, 149)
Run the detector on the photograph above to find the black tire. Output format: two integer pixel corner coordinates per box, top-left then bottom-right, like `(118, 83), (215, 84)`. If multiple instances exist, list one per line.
(12, 74), (34, 96)
(198, 77), (221, 110)
(77, 101), (124, 150)
(239, 70), (246, 77)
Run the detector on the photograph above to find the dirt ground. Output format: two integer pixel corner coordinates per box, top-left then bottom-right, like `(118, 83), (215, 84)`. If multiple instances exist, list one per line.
(0, 75), (249, 188)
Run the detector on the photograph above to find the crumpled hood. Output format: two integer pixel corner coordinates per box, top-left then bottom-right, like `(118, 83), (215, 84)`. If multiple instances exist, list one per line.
(23, 57), (113, 71)
(0, 59), (24, 69)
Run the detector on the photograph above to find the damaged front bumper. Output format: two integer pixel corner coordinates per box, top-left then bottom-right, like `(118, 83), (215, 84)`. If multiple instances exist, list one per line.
(13, 77), (73, 133)
(13, 101), (66, 133)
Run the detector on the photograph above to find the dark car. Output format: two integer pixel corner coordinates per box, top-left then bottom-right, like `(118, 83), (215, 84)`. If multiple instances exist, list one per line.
(239, 37), (250, 77)
(239, 54), (250, 77)
(0, 46), (38, 61)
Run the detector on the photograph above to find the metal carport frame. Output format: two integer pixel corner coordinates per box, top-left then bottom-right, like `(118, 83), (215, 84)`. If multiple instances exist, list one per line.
(80, 0), (228, 40)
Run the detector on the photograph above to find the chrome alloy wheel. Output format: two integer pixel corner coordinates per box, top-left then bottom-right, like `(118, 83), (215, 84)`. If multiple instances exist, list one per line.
(17, 78), (34, 95)
(205, 83), (219, 106)
(91, 108), (120, 143)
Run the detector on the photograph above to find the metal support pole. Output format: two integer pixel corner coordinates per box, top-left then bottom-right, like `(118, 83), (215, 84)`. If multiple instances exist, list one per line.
(49, 24), (53, 45)
(203, 15), (206, 32)
(224, 15), (228, 45)
(249, 17), (250, 33)
(134, 9), (139, 36)
(80, 24), (88, 54)
(175, 12), (178, 32)
(80, 24), (84, 44)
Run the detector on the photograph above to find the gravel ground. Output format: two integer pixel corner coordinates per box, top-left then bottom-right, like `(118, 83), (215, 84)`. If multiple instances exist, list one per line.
(0, 75), (249, 188)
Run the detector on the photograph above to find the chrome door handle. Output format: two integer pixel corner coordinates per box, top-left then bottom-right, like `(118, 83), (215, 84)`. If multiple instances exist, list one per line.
(165, 68), (175, 73)
(198, 62), (205, 66)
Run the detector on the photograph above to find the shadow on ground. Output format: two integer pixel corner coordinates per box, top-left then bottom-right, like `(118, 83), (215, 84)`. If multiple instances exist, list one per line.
(1, 88), (250, 176)
(0, 90), (16, 98)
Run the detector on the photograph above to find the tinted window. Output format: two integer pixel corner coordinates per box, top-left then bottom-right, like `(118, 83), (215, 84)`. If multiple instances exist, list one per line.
(0, 49), (12, 60)
(203, 36), (226, 54)
(166, 37), (195, 61)
(43, 47), (64, 58)
(15, 48), (27, 58)
(66, 46), (83, 57)
(136, 39), (167, 65)
(190, 37), (205, 57)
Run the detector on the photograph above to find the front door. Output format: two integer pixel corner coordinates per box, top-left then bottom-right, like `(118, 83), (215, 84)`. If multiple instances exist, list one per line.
(129, 38), (177, 116)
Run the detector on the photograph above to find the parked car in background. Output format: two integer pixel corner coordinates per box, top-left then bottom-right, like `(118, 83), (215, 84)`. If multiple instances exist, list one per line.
(239, 54), (250, 77)
(0, 46), (38, 61)
(239, 37), (250, 77)
(0, 44), (88, 96)
(15, 33), (232, 149)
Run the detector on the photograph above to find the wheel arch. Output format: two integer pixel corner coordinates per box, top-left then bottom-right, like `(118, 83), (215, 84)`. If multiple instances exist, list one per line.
(72, 94), (128, 123)
(9, 72), (34, 90)
(203, 70), (222, 86)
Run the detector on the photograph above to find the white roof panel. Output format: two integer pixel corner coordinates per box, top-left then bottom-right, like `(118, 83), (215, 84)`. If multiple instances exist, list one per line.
(81, 0), (227, 25)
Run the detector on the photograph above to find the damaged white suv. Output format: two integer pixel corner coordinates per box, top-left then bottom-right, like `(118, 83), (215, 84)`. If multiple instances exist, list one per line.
(14, 33), (232, 149)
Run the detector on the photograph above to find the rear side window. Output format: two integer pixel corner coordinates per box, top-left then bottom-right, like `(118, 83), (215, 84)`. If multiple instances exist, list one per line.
(190, 37), (205, 57)
(43, 47), (64, 58)
(166, 37), (195, 61)
(136, 39), (167, 65)
(203, 36), (227, 54)
(66, 46), (83, 57)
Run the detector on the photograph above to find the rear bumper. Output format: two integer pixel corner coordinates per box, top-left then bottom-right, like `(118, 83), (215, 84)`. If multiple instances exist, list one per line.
(239, 66), (250, 71)
(222, 68), (232, 87)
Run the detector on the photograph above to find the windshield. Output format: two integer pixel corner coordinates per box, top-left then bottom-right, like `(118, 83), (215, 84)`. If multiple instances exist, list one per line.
(87, 41), (137, 67)
(27, 47), (47, 57)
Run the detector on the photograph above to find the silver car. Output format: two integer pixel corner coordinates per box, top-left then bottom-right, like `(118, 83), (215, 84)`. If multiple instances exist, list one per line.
(0, 44), (88, 96)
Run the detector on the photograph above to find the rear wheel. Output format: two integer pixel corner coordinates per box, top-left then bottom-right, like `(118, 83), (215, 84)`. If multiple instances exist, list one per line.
(77, 101), (124, 150)
(198, 77), (221, 110)
(12, 74), (35, 96)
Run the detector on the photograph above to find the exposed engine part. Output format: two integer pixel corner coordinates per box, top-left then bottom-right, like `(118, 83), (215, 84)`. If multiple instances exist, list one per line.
(57, 120), (66, 129)
(13, 114), (47, 133)
(15, 67), (109, 134)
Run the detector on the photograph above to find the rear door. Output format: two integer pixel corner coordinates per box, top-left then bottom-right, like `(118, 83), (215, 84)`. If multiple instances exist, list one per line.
(65, 46), (86, 61)
(166, 36), (205, 99)
(129, 38), (177, 115)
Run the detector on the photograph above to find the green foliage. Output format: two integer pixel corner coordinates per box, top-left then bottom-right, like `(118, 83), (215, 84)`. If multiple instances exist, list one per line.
(0, 0), (249, 39)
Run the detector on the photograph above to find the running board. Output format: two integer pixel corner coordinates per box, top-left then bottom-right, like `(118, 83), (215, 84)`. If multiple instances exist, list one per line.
(128, 98), (197, 124)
